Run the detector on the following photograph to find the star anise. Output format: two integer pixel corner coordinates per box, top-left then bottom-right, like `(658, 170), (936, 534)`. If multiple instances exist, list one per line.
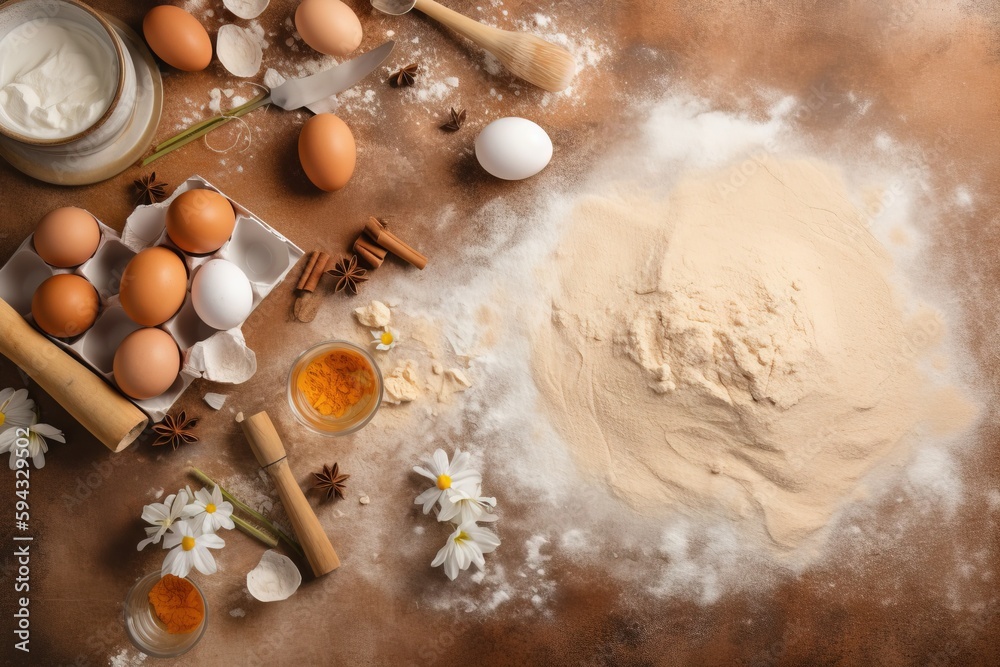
(388, 63), (418, 88)
(312, 462), (350, 500)
(151, 410), (200, 450)
(326, 255), (368, 295)
(134, 172), (168, 206)
(440, 107), (466, 132)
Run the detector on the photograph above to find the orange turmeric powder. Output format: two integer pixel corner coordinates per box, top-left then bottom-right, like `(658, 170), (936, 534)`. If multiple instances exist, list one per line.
(297, 349), (376, 418)
(148, 574), (204, 634)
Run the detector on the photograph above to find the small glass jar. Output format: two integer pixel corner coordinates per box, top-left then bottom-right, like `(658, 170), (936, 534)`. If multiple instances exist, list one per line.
(287, 340), (383, 436)
(123, 571), (207, 658)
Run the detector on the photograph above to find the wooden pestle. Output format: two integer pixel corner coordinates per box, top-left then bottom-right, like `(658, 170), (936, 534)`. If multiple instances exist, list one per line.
(0, 297), (148, 452)
(238, 410), (340, 576)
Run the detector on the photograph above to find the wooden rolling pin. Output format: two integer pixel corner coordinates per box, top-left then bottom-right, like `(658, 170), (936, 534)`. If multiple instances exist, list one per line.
(238, 410), (340, 576)
(0, 298), (148, 452)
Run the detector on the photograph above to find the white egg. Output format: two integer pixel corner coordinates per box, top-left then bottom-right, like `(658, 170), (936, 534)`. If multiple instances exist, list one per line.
(191, 259), (254, 330)
(475, 117), (553, 180)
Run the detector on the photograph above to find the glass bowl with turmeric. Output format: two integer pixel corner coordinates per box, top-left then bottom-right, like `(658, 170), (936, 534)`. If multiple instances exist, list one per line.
(287, 340), (383, 436)
(124, 572), (207, 658)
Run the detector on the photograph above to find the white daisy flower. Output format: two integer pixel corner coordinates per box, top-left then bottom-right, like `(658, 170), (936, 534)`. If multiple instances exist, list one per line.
(371, 326), (399, 351)
(161, 520), (225, 578)
(437, 486), (498, 525)
(183, 485), (235, 534)
(0, 417), (64, 469)
(431, 520), (501, 581)
(0, 388), (35, 432)
(137, 490), (189, 551)
(413, 448), (482, 514)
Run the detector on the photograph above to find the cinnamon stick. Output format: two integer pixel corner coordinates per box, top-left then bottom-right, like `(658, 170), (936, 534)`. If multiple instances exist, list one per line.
(354, 236), (387, 268)
(296, 251), (319, 291)
(303, 252), (330, 292)
(364, 217), (428, 270)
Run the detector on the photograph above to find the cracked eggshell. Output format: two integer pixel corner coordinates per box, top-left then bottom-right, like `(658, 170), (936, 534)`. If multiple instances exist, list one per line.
(217, 24), (263, 78)
(223, 0), (269, 20)
(246, 550), (301, 602)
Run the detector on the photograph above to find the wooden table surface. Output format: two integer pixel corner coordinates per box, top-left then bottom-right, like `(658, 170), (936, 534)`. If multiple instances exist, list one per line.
(1, 1), (998, 665)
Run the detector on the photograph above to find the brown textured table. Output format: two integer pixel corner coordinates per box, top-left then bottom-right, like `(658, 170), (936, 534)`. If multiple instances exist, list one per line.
(1, 1), (999, 665)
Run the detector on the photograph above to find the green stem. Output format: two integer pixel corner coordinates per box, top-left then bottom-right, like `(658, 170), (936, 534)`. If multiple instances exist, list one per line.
(234, 515), (278, 548)
(190, 466), (268, 524)
(142, 93), (271, 166)
(189, 466), (305, 559)
(155, 92), (268, 151)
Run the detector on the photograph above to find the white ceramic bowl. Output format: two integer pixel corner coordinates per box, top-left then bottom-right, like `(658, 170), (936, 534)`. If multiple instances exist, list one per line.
(0, 0), (136, 149)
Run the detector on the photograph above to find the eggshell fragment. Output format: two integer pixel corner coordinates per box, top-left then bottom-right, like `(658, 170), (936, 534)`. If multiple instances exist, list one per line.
(223, 0), (269, 20)
(33, 207), (101, 268)
(217, 24), (263, 78)
(31, 274), (99, 338)
(298, 114), (356, 192)
(142, 6), (213, 72)
(203, 392), (227, 410)
(475, 117), (553, 180)
(166, 190), (237, 255)
(295, 0), (363, 57)
(247, 550), (301, 602)
(113, 328), (180, 400)
(119, 247), (188, 327)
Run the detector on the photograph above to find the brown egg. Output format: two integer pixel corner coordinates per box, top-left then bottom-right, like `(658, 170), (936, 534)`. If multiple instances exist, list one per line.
(33, 207), (102, 268)
(298, 114), (356, 192)
(165, 189), (237, 254)
(31, 274), (99, 338)
(142, 6), (212, 72)
(295, 0), (363, 57)
(119, 247), (187, 326)
(113, 328), (180, 400)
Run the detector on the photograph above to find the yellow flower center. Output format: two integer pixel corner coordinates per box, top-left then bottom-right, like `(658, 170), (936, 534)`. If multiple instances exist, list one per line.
(205, 503), (216, 514)
(380, 331), (394, 345)
(436, 474), (452, 490)
(456, 531), (469, 543)
(0, 412), (5, 427)
(181, 536), (196, 551)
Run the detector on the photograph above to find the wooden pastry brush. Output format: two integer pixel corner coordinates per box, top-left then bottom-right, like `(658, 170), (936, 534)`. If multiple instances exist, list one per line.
(371, 0), (576, 92)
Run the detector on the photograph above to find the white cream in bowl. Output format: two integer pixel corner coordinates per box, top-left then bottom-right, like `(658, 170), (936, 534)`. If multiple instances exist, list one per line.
(0, 17), (117, 140)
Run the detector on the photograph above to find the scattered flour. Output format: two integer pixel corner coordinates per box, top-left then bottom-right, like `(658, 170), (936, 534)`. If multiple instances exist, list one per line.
(531, 155), (974, 549)
(368, 88), (983, 611)
(108, 647), (146, 667)
(524, 535), (550, 571)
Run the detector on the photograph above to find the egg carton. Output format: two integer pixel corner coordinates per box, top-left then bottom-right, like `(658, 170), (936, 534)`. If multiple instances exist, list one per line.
(0, 176), (303, 422)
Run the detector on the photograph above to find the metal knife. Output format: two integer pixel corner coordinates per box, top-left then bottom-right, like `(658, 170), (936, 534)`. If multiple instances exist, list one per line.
(268, 40), (396, 110)
(144, 41), (396, 165)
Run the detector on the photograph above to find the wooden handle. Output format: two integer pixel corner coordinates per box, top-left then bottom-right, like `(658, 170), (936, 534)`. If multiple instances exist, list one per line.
(413, 0), (501, 45)
(413, 0), (575, 92)
(0, 298), (147, 452)
(240, 411), (340, 577)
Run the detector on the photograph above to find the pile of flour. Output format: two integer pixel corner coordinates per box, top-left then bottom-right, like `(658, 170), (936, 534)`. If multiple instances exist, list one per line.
(531, 157), (972, 548)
